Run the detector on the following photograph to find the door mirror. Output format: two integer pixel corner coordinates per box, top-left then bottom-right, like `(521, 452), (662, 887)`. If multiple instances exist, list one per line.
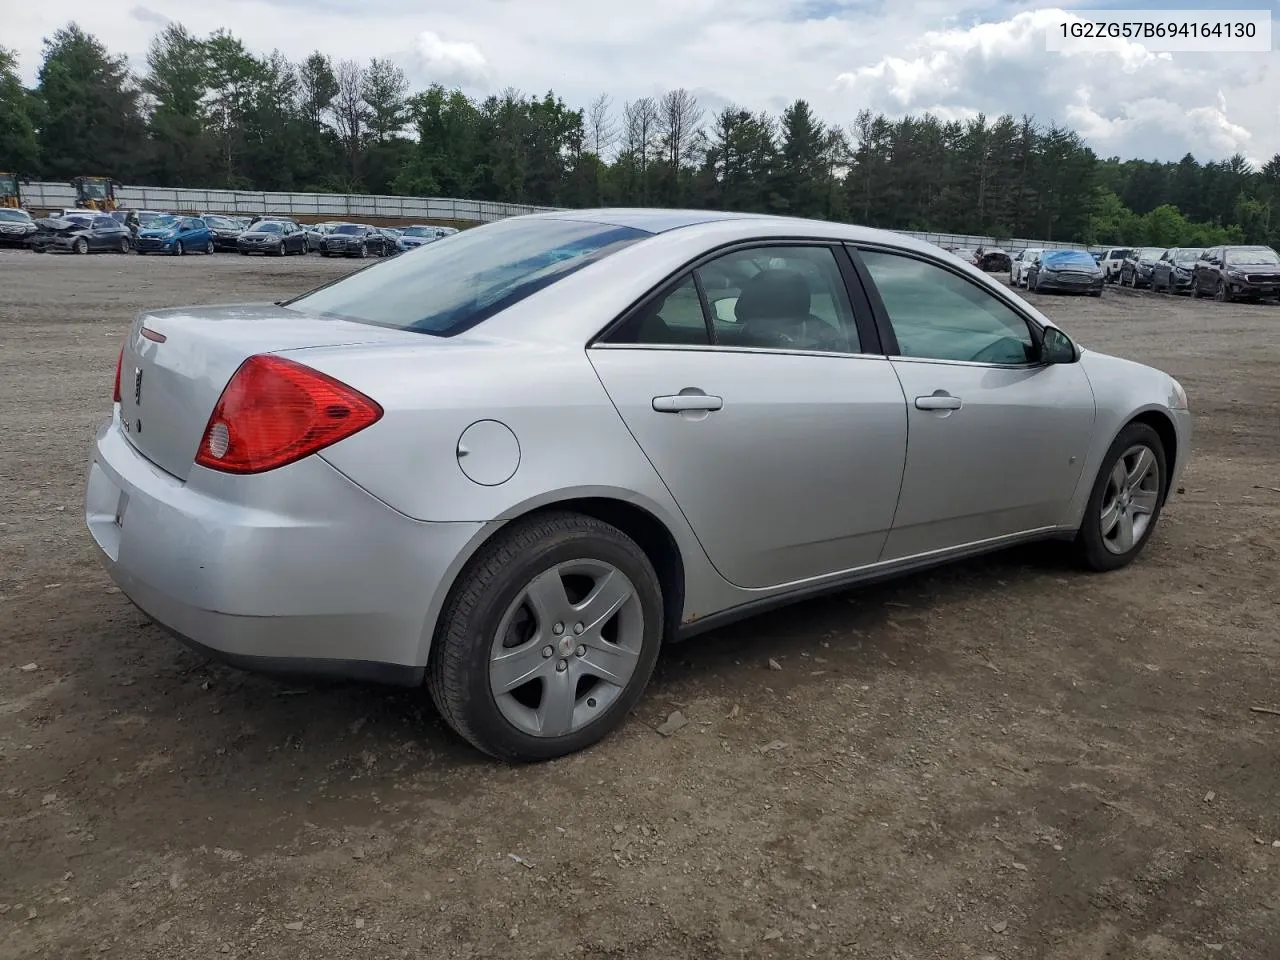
(1040, 327), (1076, 364)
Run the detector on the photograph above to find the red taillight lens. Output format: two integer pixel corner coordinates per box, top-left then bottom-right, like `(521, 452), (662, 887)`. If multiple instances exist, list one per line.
(112, 343), (124, 403)
(194, 354), (383, 475)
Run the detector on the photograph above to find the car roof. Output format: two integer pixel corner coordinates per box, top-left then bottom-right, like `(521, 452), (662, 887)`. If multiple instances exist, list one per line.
(515, 207), (963, 258)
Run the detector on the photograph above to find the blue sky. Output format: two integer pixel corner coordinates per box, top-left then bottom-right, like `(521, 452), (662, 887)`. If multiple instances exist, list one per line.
(8, 0), (1279, 165)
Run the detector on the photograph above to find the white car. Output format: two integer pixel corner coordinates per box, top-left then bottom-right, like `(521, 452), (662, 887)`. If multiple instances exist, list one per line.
(1010, 248), (1043, 287)
(1098, 247), (1134, 283)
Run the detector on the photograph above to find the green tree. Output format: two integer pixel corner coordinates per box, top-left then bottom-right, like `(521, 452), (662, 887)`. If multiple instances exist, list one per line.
(35, 23), (146, 180)
(141, 23), (211, 185)
(0, 46), (39, 174)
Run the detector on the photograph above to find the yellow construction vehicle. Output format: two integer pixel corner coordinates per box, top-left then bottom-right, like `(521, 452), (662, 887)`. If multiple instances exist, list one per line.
(70, 176), (121, 211)
(0, 172), (22, 209)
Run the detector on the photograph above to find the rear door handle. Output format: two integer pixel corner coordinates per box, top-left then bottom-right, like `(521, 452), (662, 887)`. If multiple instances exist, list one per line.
(652, 393), (724, 413)
(915, 394), (963, 411)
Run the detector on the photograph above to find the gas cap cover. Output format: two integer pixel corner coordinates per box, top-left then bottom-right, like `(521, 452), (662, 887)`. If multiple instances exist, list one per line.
(455, 419), (521, 486)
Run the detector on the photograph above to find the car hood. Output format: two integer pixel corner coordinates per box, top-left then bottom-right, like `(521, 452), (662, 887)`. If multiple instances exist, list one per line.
(34, 218), (88, 234)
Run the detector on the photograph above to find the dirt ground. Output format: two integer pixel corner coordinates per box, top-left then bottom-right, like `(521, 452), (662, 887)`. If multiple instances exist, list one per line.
(1, 249), (1278, 960)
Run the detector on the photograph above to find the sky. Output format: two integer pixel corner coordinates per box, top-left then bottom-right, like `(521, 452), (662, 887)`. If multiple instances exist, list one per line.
(7, 0), (1280, 166)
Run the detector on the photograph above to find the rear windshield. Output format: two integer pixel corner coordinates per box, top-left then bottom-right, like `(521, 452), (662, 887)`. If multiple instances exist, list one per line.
(1108, 249), (1132, 259)
(1225, 247), (1280, 265)
(285, 217), (650, 336)
(205, 216), (236, 228)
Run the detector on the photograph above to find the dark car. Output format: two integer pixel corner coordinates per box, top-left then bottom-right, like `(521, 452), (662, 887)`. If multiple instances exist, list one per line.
(236, 219), (308, 256)
(30, 214), (133, 254)
(1025, 249), (1104, 296)
(1118, 247), (1168, 288)
(1190, 245), (1280, 302)
(0, 207), (37, 247)
(318, 223), (395, 258)
(1149, 247), (1205, 294)
(202, 214), (245, 251)
(973, 248), (1011, 272)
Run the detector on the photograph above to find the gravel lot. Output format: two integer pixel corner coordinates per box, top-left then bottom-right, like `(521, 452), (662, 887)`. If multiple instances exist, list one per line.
(2, 250), (1278, 960)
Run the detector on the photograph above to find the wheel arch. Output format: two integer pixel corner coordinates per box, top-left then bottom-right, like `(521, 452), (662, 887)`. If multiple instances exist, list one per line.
(417, 494), (689, 672)
(1127, 409), (1179, 503)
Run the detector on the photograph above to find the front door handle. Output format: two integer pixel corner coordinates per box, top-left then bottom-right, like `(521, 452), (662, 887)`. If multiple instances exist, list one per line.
(652, 393), (724, 413)
(915, 394), (963, 411)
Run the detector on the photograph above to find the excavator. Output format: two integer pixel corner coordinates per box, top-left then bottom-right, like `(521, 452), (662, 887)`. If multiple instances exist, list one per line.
(70, 176), (121, 212)
(0, 172), (22, 209)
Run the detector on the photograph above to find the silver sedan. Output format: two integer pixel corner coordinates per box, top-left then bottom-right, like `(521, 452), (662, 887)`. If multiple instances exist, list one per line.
(85, 209), (1192, 760)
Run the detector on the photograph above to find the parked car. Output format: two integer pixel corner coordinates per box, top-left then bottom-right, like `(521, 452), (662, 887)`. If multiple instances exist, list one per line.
(236, 219), (308, 256)
(304, 221), (342, 250)
(972, 248), (1011, 272)
(87, 209), (1191, 760)
(1097, 247), (1133, 283)
(399, 225), (459, 250)
(0, 207), (37, 247)
(1149, 247), (1205, 294)
(202, 214), (245, 251)
(1190, 245), (1280, 302)
(318, 223), (396, 258)
(1025, 249), (1104, 296)
(378, 227), (407, 254)
(1118, 247), (1168, 288)
(30, 214), (133, 254)
(1010, 247), (1043, 287)
(134, 215), (215, 255)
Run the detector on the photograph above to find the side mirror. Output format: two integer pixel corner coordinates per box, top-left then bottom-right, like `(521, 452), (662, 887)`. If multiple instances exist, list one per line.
(1041, 327), (1077, 365)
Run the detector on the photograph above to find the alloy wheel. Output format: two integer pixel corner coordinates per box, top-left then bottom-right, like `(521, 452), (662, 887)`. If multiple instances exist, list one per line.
(488, 560), (644, 739)
(1099, 444), (1161, 555)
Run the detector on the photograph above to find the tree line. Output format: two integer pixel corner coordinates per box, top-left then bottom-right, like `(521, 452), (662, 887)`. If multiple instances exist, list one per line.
(2, 22), (1279, 249)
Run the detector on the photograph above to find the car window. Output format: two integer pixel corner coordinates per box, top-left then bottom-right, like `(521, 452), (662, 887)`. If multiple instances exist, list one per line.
(605, 275), (710, 346)
(695, 246), (861, 353)
(286, 217), (649, 337)
(859, 249), (1035, 366)
(93, 217), (116, 229)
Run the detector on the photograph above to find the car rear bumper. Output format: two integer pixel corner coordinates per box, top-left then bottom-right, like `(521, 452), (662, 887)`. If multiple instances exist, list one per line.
(85, 415), (491, 684)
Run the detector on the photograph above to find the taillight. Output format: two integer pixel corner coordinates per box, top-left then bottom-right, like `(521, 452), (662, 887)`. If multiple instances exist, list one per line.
(194, 354), (383, 475)
(112, 343), (124, 403)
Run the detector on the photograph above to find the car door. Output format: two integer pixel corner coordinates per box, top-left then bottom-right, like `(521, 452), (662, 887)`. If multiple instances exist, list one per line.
(589, 243), (909, 590)
(89, 216), (113, 250)
(1197, 248), (1221, 294)
(851, 245), (1097, 560)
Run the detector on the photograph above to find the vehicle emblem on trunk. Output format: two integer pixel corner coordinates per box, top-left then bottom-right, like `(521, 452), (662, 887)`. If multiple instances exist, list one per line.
(133, 368), (143, 405)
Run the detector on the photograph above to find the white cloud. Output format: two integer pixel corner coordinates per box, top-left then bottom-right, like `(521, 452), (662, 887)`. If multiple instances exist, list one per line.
(5, 1), (1276, 164)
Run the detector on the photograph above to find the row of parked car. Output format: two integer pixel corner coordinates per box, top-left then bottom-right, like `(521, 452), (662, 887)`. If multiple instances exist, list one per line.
(0, 206), (460, 258)
(944, 240), (1280, 303)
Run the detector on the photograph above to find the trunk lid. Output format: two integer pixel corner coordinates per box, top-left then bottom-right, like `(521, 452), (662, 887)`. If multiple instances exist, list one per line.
(117, 302), (426, 481)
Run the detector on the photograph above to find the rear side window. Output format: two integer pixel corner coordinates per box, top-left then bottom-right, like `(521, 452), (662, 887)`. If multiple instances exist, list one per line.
(287, 218), (650, 337)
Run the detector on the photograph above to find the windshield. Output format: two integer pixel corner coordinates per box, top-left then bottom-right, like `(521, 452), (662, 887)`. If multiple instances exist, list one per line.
(0, 209), (29, 221)
(205, 216), (237, 229)
(144, 215), (177, 228)
(1042, 251), (1096, 267)
(1225, 247), (1280, 266)
(254, 222), (283, 234)
(286, 217), (649, 336)
(1172, 248), (1204, 263)
(403, 227), (433, 237)
(1137, 247), (1165, 260)
(333, 224), (362, 235)
(79, 181), (107, 199)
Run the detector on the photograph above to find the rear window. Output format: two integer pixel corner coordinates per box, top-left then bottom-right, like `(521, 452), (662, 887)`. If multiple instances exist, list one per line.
(286, 217), (650, 336)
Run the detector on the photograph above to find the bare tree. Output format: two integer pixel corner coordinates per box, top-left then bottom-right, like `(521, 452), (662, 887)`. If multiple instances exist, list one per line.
(658, 88), (704, 169)
(331, 58), (369, 177)
(623, 96), (660, 174)
(585, 93), (618, 159)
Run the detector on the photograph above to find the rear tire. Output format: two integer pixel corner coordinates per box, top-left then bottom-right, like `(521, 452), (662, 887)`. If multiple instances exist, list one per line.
(118, 237), (130, 254)
(205, 240), (215, 255)
(1073, 422), (1167, 573)
(427, 511), (664, 762)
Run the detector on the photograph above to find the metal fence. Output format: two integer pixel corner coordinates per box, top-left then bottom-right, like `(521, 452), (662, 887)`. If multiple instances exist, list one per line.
(21, 181), (556, 222)
(21, 180), (1090, 250)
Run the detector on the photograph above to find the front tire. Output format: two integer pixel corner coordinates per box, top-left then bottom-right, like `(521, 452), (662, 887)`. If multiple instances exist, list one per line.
(174, 240), (184, 256)
(427, 511), (664, 761)
(73, 237), (89, 255)
(118, 237), (130, 254)
(205, 239), (215, 255)
(1215, 279), (1231, 302)
(1073, 422), (1167, 572)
